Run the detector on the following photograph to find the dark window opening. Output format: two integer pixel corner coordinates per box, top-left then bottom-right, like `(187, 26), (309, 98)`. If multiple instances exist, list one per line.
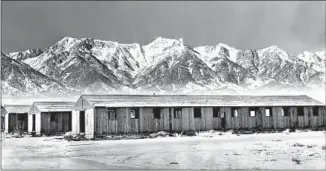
(282, 107), (290, 116)
(107, 108), (117, 120)
(231, 108), (238, 118)
(174, 108), (182, 119)
(50, 113), (56, 121)
(213, 107), (220, 118)
(130, 108), (139, 119)
(153, 107), (161, 119)
(194, 107), (201, 118)
(313, 106), (319, 116)
(297, 107), (304, 116)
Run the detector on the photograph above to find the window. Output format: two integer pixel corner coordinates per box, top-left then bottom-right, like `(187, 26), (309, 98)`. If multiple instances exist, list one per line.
(153, 107), (161, 119)
(249, 108), (256, 117)
(282, 107), (289, 116)
(231, 109), (238, 118)
(313, 106), (319, 116)
(130, 110), (135, 119)
(213, 107), (220, 118)
(194, 107), (201, 118)
(297, 107), (304, 116)
(265, 108), (272, 117)
(108, 108), (116, 120)
(250, 110), (256, 117)
(130, 108), (139, 119)
(174, 108), (182, 119)
(50, 113), (56, 121)
(221, 112), (225, 118)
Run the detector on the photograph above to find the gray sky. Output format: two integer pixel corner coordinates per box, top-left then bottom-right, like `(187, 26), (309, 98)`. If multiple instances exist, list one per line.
(2, 1), (325, 55)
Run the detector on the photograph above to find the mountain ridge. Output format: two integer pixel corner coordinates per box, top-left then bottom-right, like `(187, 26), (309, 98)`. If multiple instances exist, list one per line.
(2, 36), (325, 96)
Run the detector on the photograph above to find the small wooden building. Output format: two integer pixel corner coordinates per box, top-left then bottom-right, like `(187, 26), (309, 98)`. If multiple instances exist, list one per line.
(29, 102), (74, 135)
(3, 105), (30, 134)
(72, 95), (326, 139)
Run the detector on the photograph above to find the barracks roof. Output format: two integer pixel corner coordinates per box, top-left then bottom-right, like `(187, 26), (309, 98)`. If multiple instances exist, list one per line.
(30, 102), (75, 113)
(2, 105), (30, 115)
(75, 94), (324, 108)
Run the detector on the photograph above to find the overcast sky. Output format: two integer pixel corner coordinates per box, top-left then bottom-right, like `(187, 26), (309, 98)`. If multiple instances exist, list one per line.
(2, 1), (325, 55)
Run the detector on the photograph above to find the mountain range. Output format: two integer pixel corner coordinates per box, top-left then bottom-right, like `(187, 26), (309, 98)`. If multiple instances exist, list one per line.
(1, 37), (325, 96)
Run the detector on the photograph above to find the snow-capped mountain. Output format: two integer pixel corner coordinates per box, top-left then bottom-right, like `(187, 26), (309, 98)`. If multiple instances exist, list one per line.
(134, 44), (223, 91)
(21, 38), (129, 92)
(7, 49), (43, 61)
(2, 37), (325, 96)
(1, 52), (65, 96)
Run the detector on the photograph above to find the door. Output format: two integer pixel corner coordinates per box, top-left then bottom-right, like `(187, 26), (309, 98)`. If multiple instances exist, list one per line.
(32, 114), (36, 132)
(8, 113), (13, 133)
(221, 112), (226, 129)
(79, 111), (85, 133)
(257, 109), (263, 127)
(68, 112), (72, 131)
(169, 108), (172, 132)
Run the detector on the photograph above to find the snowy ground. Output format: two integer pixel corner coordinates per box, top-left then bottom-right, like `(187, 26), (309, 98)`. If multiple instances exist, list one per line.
(2, 130), (325, 169)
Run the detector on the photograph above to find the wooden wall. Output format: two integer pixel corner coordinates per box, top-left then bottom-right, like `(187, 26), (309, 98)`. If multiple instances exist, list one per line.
(71, 110), (80, 135)
(40, 112), (72, 135)
(85, 108), (95, 139)
(7, 113), (28, 133)
(35, 113), (41, 134)
(28, 114), (33, 133)
(89, 106), (326, 137)
(5, 114), (8, 133)
(1, 116), (5, 130)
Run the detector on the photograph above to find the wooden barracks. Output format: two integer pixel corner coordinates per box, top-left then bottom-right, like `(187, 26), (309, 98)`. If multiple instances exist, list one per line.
(72, 95), (325, 139)
(2, 95), (325, 139)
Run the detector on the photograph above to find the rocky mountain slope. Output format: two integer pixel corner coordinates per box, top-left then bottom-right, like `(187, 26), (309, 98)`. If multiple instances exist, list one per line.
(1, 52), (65, 96)
(2, 37), (325, 96)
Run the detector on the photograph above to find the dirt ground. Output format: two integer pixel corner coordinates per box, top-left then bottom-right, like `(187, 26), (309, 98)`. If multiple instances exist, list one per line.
(2, 130), (325, 170)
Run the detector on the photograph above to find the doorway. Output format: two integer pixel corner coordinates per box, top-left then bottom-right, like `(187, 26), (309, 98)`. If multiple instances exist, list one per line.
(169, 108), (172, 132)
(32, 114), (36, 132)
(221, 112), (226, 129)
(79, 111), (85, 133)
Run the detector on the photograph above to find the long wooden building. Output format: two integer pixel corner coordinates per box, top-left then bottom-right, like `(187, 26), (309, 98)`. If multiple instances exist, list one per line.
(29, 102), (74, 135)
(72, 95), (325, 139)
(3, 105), (30, 134)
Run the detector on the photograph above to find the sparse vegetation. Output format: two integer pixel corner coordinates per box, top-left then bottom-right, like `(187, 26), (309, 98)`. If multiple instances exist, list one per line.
(292, 158), (301, 164)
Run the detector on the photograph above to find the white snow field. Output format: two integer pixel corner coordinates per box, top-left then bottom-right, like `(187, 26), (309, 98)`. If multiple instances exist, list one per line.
(2, 130), (325, 169)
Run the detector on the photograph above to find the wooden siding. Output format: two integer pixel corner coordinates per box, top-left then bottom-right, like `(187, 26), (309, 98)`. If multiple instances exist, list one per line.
(28, 114), (33, 133)
(71, 110), (80, 135)
(35, 113), (41, 134)
(78, 106), (325, 138)
(5, 114), (9, 133)
(1, 116), (4, 130)
(85, 108), (95, 139)
(7, 113), (28, 133)
(40, 112), (72, 135)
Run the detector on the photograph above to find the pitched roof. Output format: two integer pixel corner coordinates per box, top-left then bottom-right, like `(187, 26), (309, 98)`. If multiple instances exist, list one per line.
(76, 94), (324, 108)
(31, 101), (75, 113)
(3, 105), (30, 115)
